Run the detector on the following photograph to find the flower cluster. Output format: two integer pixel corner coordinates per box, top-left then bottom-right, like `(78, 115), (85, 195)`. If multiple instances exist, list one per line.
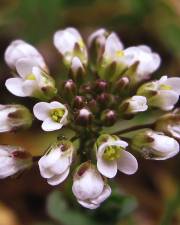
(0, 27), (180, 209)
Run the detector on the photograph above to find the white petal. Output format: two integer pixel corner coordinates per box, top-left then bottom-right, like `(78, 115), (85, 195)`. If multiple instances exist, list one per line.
(47, 168), (70, 186)
(5, 78), (27, 97)
(33, 102), (51, 121)
(104, 33), (124, 58)
(77, 199), (99, 209)
(50, 101), (66, 109)
(16, 58), (38, 78)
(163, 77), (180, 95)
(72, 168), (104, 200)
(42, 117), (63, 131)
(117, 150), (138, 175)
(158, 90), (179, 111)
(97, 157), (117, 178)
(88, 28), (106, 47)
(91, 184), (111, 205)
(50, 155), (70, 174)
(22, 80), (38, 96)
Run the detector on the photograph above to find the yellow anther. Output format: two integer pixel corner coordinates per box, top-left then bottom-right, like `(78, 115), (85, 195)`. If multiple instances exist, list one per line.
(26, 73), (36, 80)
(50, 108), (65, 122)
(160, 84), (172, 90)
(103, 145), (123, 161)
(115, 50), (124, 57)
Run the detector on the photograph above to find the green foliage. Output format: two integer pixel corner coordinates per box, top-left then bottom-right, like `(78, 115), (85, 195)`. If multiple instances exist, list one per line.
(46, 186), (137, 225)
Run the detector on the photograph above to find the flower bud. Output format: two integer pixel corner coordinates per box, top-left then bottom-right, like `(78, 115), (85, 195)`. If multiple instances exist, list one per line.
(155, 109), (180, 140)
(119, 95), (148, 116)
(62, 79), (77, 102)
(72, 162), (111, 209)
(5, 40), (47, 72)
(96, 93), (115, 108)
(131, 129), (179, 160)
(73, 96), (86, 109)
(101, 109), (117, 126)
(0, 104), (33, 132)
(0, 145), (32, 178)
(94, 79), (108, 93)
(70, 57), (85, 82)
(75, 108), (93, 126)
(5, 58), (57, 100)
(113, 77), (129, 93)
(88, 99), (99, 114)
(38, 140), (74, 185)
(137, 76), (180, 111)
(53, 28), (88, 67)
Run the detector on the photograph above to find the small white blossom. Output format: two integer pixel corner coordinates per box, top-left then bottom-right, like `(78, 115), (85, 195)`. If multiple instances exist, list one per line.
(53, 27), (88, 66)
(120, 95), (148, 115)
(95, 135), (138, 178)
(138, 76), (180, 111)
(38, 141), (74, 185)
(33, 101), (68, 131)
(72, 162), (111, 209)
(5, 40), (47, 71)
(0, 145), (32, 178)
(5, 58), (57, 100)
(132, 129), (179, 160)
(0, 104), (32, 132)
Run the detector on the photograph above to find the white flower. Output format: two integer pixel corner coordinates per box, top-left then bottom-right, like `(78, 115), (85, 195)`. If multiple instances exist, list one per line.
(5, 58), (57, 100)
(33, 101), (68, 131)
(123, 45), (161, 81)
(0, 104), (32, 132)
(120, 95), (148, 115)
(72, 162), (111, 209)
(38, 140), (74, 185)
(0, 145), (32, 178)
(138, 76), (180, 111)
(95, 135), (138, 178)
(132, 129), (179, 160)
(5, 40), (47, 71)
(53, 27), (88, 66)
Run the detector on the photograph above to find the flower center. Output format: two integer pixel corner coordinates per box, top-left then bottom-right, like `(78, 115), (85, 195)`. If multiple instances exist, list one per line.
(103, 145), (123, 161)
(50, 108), (65, 122)
(115, 50), (124, 57)
(26, 73), (36, 80)
(159, 84), (172, 90)
(78, 39), (84, 49)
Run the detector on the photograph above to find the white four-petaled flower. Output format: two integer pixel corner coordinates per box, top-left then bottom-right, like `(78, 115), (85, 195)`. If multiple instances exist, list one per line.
(5, 58), (56, 100)
(95, 135), (138, 178)
(72, 162), (111, 209)
(33, 101), (68, 131)
(138, 76), (180, 111)
(38, 141), (74, 185)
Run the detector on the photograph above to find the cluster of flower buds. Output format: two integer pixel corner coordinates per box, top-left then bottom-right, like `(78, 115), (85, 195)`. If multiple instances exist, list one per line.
(0, 27), (180, 209)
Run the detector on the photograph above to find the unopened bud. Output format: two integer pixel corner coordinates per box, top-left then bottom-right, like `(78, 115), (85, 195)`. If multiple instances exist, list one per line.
(73, 96), (86, 109)
(63, 79), (77, 102)
(75, 108), (93, 126)
(101, 109), (117, 126)
(94, 79), (108, 93)
(131, 129), (179, 160)
(96, 93), (115, 108)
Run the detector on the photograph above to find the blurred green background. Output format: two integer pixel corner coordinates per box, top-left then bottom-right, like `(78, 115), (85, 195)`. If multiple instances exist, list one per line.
(0, 0), (180, 225)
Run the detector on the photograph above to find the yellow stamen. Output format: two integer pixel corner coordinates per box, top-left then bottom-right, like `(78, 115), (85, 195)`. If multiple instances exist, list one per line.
(103, 145), (123, 161)
(50, 108), (65, 122)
